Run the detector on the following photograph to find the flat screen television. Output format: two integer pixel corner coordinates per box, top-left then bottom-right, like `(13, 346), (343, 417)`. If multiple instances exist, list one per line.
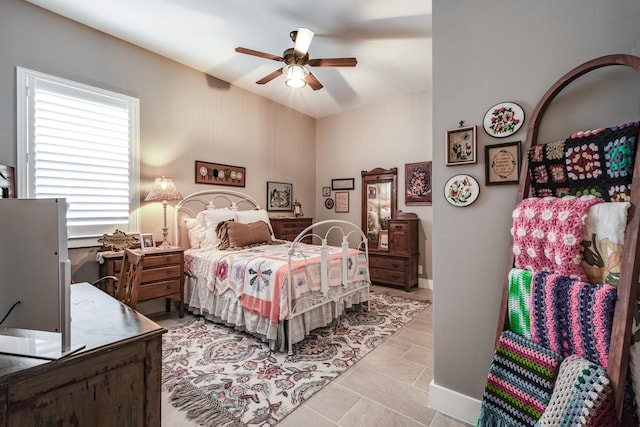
(0, 198), (73, 359)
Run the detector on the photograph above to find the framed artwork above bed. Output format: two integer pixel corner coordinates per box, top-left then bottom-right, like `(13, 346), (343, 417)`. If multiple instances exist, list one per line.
(266, 181), (292, 211)
(195, 160), (246, 187)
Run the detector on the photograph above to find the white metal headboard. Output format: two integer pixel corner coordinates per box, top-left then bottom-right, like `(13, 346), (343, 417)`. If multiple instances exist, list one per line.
(174, 189), (262, 248)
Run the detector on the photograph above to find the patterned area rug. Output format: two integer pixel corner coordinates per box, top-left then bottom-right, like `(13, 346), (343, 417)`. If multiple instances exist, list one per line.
(161, 293), (430, 426)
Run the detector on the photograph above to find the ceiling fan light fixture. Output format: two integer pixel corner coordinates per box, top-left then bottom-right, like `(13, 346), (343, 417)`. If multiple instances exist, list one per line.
(283, 64), (308, 88)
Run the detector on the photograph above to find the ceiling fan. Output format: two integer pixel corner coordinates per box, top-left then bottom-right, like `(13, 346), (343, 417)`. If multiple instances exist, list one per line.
(235, 28), (357, 90)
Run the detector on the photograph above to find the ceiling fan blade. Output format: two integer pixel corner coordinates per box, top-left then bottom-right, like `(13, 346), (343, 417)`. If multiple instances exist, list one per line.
(293, 27), (314, 57)
(308, 58), (357, 67)
(256, 68), (284, 85)
(306, 72), (323, 91)
(235, 47), (282, 62)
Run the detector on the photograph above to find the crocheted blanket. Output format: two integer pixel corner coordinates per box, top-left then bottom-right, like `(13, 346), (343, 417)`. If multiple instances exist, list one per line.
(511, 196), (602, 281)
(528, 121), (640, 201)
(508, 268), (533, 339)
(535, 355), (615, 426)
(530, 272), (616, 368)
(479, 331), (563, 427)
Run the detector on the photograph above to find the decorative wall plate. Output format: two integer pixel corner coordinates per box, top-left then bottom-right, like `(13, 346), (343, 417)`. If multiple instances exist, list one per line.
(483, 102), (524, 138)
(324, 198), (335, 209)
(444, 174), (480, 207)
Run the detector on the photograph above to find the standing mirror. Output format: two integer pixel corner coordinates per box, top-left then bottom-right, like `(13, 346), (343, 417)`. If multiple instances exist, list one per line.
(361, 167), (397, 251)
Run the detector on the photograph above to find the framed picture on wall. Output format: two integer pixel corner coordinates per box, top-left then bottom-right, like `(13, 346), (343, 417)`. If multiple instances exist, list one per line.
(0, 165), (16, 198)
(334, 191), (349, 213)
(485, 141), (521, 185)
(266, 181), (292, 211)
(195, 160), (246, 187)
(446, 125), (477, 166)
(405, 161), (432, 205)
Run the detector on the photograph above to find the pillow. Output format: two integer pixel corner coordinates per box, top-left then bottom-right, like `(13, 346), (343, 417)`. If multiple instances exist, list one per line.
(184, 216), (207, 249)
(236, 209), (275, 239)
(202, 207), (238, 249)
(216, 220), (272, 249)
(581, 201), (630, 285)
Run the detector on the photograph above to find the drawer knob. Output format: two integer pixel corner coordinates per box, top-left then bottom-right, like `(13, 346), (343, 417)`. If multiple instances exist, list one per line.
(391, 263), (400, 268)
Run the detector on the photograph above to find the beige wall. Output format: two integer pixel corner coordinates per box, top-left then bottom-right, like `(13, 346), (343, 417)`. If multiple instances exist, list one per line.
(431, 0), (640, 423)
(0, 0), (315, 281)
(316, 90), (433, 281)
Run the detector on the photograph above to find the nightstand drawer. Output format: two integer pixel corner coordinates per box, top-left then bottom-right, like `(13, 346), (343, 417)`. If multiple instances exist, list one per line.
(139, 279), (181, 300)
(388, 222), (408, 233)
(141, 265), (182, 283)
(369, 256), (405, 271)
(112, 253), (182, 272)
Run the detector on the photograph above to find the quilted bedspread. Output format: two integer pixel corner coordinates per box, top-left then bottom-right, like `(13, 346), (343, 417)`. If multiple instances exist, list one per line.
(187, 243), (369, 323)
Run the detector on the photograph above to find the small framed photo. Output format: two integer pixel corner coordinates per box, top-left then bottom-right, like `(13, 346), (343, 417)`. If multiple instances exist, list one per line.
(331, 178), (355, 191)
(0, 165), (16, 198)
(446, 125), (477, 166)
(379, 230), (389, 250)
(322, 186), (331, 197)
(485, 141), (521, 185)
(267, 181), (293, 211)
(334, 191), (350, 213)
(405, 161), (432, 205)
(139, 233), (155, 249)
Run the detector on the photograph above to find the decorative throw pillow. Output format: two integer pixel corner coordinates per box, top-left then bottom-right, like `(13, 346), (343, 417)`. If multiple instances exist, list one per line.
(580, 201), (630, 286)
(236, 209), (275, 239)
(216, 220), (272, 249)
(202, 207), (238, 249)
(535, 355), (615, 426)
(511, 195), (602, 281)
(184, 216), (207, 249)
(478, 330), (563, 427)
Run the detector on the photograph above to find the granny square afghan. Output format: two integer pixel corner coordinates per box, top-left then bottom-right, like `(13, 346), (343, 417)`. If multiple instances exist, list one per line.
(535, 355), (615, 426)
(511, 195), (602, 281)
(479, 331), (563, 427)
(528, 121), (640, 201)
(530, 272), (616, 368)
(508, 268), (533, 339)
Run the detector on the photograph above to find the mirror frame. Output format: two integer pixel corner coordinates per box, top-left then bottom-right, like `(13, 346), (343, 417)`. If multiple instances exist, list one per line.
(361, 167), (398, 252)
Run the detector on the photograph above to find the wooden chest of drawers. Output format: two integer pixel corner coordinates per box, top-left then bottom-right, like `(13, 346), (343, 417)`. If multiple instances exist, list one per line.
(270, 217), (313, 242)
(369, 217), (419, 291)
(99, 246), (185, 317)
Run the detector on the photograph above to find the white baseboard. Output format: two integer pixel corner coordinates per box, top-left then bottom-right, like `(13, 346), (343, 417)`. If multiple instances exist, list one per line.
(419, 278), (433, 289)
(429, 380), (481, 426)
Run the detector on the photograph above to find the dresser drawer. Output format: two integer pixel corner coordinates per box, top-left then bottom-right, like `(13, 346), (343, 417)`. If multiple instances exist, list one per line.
(370, 268), (406, 286)
(369, 255), (406, 271)
(388, 222), (408, 233)
(111, 253), (181, 272)
(139, 279), (181, 301)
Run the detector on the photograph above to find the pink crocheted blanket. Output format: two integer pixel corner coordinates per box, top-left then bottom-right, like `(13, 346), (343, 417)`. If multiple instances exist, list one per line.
(511, 195), (602, 281)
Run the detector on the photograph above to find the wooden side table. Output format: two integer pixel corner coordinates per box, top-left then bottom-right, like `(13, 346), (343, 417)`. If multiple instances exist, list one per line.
(99, 246), (185, 317)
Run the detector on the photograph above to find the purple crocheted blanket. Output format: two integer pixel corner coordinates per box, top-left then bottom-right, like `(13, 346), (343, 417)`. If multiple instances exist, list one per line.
(530, 271), (616, 368)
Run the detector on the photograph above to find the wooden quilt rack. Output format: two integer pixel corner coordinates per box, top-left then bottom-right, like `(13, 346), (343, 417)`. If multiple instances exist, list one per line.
(495, 54), (640, 423)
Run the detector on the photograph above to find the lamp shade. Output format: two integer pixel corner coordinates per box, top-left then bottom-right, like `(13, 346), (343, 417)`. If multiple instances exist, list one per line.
(144, 177), (182, 202)
(284, 64), (308, 88)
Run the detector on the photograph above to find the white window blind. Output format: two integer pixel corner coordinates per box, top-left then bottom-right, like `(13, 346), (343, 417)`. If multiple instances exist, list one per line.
(16, 67), (140, 247)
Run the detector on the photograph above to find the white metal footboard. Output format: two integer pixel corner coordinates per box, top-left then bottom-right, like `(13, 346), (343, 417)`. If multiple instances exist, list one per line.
(285, 220), (371, 355)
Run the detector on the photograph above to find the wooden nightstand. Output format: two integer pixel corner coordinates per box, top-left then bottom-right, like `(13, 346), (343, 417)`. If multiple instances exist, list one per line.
(99, 246), (185, 317)
(270, 217), (313, 242)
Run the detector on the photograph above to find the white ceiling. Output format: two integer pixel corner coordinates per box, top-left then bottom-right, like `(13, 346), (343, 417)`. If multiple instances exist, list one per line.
(26, 0), (432, 118)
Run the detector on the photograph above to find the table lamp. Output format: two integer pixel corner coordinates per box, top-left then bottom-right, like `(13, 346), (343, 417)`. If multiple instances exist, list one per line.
(144, 176), (182, 248)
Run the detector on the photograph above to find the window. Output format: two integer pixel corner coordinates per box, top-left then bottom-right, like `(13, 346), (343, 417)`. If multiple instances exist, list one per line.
(16, 67), (140, 247)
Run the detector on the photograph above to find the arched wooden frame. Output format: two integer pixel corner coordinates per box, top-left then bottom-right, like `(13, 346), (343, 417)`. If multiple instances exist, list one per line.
(495, 54), (640, 422)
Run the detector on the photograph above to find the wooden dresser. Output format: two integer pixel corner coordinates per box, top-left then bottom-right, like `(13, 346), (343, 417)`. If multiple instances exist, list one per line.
(0, 283), (166, 426)
(368, 215), (419, 291)
(99, 246), (185, 317)
(270, 217), (313, 242)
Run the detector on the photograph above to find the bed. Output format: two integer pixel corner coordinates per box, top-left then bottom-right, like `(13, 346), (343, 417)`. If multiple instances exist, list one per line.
(174, 189), (371, 354)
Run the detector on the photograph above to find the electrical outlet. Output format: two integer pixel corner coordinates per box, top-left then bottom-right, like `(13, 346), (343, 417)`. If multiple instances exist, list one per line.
(418, 265), (423, 275)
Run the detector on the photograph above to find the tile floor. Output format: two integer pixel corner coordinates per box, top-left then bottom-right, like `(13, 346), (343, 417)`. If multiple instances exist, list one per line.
(152, 285), (473, 427)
